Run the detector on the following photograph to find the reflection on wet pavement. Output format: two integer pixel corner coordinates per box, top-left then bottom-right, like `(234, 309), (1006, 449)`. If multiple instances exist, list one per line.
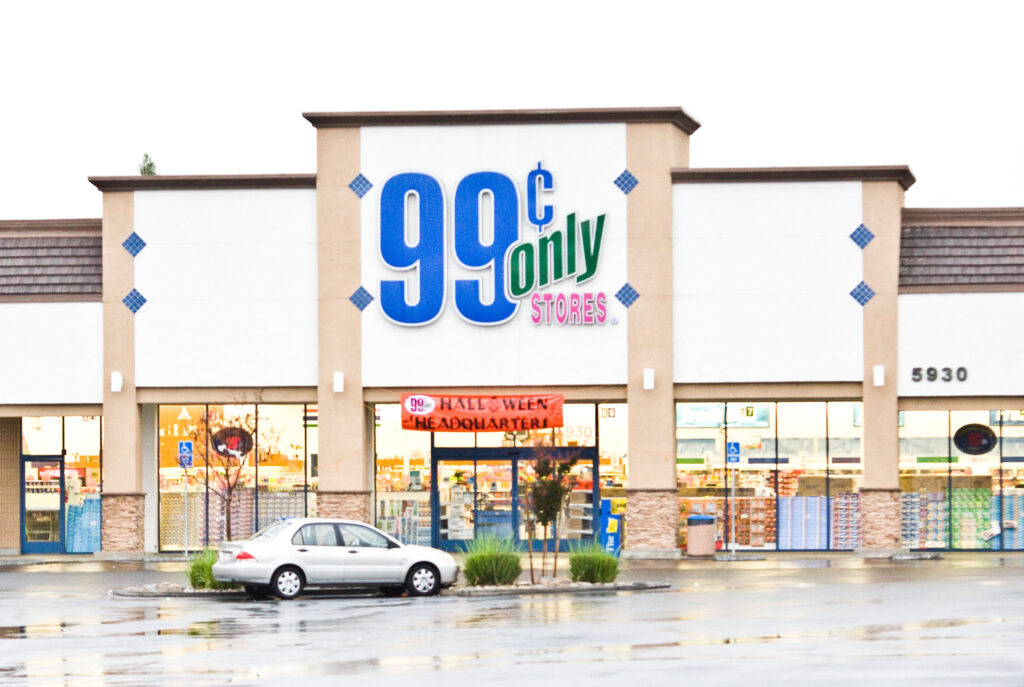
(1, 559), (1024, 683)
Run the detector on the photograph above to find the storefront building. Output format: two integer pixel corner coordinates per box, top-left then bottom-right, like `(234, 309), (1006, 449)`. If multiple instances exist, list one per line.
(1, 107), (1021, 556)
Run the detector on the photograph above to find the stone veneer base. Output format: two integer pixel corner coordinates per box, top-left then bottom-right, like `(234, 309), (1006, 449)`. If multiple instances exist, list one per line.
(625, 489), (679, 550)
(317, 491), (372, 522)
(101, 494), (145, 552)
(859, 488), (902, 551)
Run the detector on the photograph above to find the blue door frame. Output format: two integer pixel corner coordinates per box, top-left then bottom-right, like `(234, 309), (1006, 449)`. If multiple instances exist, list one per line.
(430, 447), (599, 552)
(20, 454), (65, 554)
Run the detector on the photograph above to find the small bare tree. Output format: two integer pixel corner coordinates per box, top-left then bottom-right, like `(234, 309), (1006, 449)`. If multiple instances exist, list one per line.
(529, 453), (578, 578)
(186, 404), (280, 542)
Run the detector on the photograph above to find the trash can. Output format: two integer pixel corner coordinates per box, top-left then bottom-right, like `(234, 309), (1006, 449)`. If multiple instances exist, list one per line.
(686, 514), (716, 557)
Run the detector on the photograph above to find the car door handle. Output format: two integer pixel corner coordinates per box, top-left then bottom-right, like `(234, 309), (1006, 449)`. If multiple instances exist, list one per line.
(347, 550), (359, 554)
(297, 548), (308, 552)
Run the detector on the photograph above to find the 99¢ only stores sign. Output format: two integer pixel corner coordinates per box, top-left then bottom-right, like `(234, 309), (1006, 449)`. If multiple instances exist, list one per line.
(359, 125), (629, 387)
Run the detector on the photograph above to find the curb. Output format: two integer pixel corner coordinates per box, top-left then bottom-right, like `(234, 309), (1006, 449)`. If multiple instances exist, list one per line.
(444, 581), (670, 597)
(112, 588), (249, 598)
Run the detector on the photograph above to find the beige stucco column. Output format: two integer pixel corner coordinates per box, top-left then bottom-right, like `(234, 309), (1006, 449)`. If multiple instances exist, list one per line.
(100, 191), (145, 551)
(624, 123), (689, 551)
(314, 127), (371, 521)
(859, 180), (905, 551)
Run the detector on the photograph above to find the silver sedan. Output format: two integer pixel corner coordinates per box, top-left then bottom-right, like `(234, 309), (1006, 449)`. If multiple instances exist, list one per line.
(211, 518), (459, 600)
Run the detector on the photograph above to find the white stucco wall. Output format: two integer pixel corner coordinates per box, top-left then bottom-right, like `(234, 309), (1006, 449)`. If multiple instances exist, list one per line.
(899, 292), (1024, 396)
(673, 181), (865, 383)
(132, 189), (318, 387)
(0, 302), (102, 403)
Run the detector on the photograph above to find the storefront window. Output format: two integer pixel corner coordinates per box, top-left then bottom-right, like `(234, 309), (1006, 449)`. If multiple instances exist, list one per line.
(375, 404), (431, 545)
(21, 417), (62, 455)
(255, 405), (307, 531)
(776, 402), (828, 550)
(598, 403), (627, 489)
(63, 416), (102, 553)
(725, 403), (776, 551)
(950, 410), (997, 550)
(828, 402), (863, 550)
(157, 404), (317, 551)
(20, 416), (102, 553)
(306, 407), (319, 516)
(676, 403), (726, 548)
(899, 410), (950, 549)
(997, 410), (1024, 550)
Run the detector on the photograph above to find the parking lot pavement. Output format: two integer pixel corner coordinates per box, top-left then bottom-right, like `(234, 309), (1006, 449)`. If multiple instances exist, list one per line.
(3, 555), (1024, 685)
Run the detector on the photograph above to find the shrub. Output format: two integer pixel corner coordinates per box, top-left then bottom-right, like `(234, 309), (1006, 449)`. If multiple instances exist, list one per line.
(568, 541), (620, 583)
(461, 535), (522, 586)
(187, 549), (240, 590)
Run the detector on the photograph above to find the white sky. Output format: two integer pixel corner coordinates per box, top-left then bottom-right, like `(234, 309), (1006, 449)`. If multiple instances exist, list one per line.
(2, 0), (1023, 219)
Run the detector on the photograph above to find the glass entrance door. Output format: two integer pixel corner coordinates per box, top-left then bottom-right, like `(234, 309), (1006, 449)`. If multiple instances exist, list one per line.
(22, 456), (64, 554)
(434, 456), (515, 551)
(431, 447), (598, 552)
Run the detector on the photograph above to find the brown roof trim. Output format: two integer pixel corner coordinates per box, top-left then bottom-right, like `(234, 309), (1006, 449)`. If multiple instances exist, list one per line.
(88, 174), (317, 192)
(303, 107), (701, 134)
(0, 293), (102, 303)
(671, 165), (916, 190)
(903, 207), (1024, 226)
(0, 219), (101, 236)
(900, 283), (1024, 294)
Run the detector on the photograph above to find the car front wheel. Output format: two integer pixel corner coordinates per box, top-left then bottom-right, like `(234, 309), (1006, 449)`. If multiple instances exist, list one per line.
(405, 563), (440, 596)
(271, 567), (304, 600)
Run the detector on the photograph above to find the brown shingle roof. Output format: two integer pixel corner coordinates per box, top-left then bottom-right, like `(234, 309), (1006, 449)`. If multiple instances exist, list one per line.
(900, 209), (1024, 292)
(0, 220), (102, 300)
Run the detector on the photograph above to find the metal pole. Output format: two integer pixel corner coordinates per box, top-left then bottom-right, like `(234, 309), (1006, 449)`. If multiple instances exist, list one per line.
(184, 469), (189, 557)
(730, 464), (736, 555)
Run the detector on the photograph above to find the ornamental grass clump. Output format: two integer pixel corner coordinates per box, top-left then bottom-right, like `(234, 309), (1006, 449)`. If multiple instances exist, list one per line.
(186, 549), (240, 590)
(568, 541), (620, 583)
(461, 535), (522, 586)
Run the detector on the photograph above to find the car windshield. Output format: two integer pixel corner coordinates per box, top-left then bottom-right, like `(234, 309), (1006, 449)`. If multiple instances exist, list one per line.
(249, 520), (291, 542)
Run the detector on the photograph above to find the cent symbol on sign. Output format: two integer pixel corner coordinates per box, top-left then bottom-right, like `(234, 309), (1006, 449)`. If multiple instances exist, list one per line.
(178, 440), (194, 469)
(727, 441), (740, 464)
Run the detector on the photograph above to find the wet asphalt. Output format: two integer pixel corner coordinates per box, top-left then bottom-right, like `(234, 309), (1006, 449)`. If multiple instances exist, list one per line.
(2, 556), (1024, 685)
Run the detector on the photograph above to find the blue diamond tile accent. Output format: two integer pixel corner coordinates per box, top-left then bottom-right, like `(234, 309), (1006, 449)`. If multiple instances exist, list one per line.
(850, 281), (875, 306)
(122, 288), (147, 313)
(613, 170), (639, 195)
(349, 173), (373, 198)
(615, 283), (640, 308)
(121, 232), (146, 257)
(350, 286), (374, 311)
(849, 223), (875, 249)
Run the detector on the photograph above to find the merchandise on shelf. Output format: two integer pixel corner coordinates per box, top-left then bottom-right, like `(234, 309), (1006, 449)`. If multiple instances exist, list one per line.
(900, 491), (948, 548)
(831, 492), (862, 550)
(777, 496), (829, 550)
(950, 487), (992, 550)
(993, 491), (1024, 550)
(65, 495), (101, 553)
(377, 492), (432, 546)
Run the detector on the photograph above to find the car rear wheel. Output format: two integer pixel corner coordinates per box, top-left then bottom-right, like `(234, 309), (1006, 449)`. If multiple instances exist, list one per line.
(405, 563), (440, 596)
(244, 584), (271, 600)
(272, 567), (304, 600)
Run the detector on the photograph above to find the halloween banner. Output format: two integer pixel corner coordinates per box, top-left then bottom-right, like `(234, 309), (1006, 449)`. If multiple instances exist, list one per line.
(401, 394), (564, 432)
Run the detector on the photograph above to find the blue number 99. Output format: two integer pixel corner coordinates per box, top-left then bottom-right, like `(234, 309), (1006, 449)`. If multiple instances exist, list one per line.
(453, 172), (519, 324)
(379, 173), (446, 325)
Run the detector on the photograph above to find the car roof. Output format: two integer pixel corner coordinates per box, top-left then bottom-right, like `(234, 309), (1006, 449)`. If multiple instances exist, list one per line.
(280, 518), (370, 526)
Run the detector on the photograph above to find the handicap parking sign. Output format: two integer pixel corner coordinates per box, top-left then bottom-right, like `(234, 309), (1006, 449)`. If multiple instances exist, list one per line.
(727, 441), (740, 464)
(178, 440), (194, 469)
